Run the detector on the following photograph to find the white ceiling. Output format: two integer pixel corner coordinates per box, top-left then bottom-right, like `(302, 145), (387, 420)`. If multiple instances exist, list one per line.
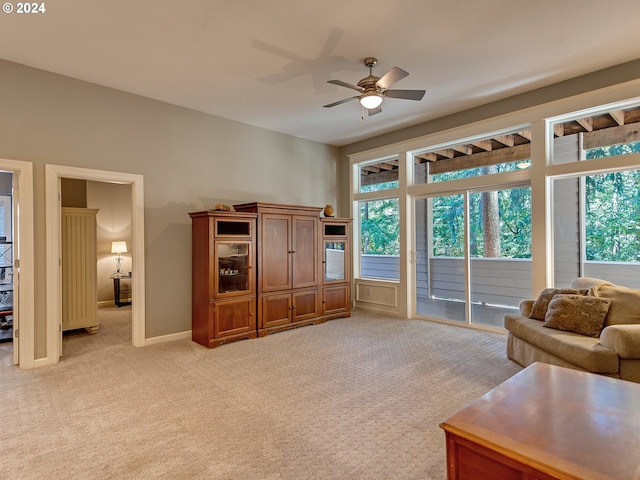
(2, 0), (640, 147)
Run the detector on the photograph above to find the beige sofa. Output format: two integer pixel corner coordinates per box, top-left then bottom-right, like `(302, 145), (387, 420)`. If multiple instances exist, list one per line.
(504, 277), (640, 383)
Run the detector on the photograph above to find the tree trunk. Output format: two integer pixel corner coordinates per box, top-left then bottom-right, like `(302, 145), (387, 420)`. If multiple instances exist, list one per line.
(481, 166), (500, 257)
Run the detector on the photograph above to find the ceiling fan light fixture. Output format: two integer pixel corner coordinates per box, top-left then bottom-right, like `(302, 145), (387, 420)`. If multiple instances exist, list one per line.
(325, 57), (424, 115)
(359, 91), (383, 109)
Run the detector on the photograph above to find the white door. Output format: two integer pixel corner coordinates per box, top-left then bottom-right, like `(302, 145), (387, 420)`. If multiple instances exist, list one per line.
(0, 192), (17, 364)
(11, 176), (18, 365)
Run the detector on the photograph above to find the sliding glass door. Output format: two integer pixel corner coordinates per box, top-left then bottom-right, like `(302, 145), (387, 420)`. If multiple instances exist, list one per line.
(414, 186), (531, 327)
(415, 194), (466, 323)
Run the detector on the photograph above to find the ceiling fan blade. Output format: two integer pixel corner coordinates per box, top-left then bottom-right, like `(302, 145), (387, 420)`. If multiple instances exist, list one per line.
(323, 96), (358, 108)
(376, 67), (409, 89)
(367, 106), (382, 116)
(383, 89), (426, 101)
(327, 79), (363, 92)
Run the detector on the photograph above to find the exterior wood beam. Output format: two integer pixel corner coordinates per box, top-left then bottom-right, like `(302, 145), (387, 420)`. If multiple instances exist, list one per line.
(471, 140), (493, 151)
(452, 145), (473, 155)
(429, 144), (531, 175)
(360, 169), (399, 186)
(610, 110), (625, 126)
(576, 117), (593, 132)
(518, 130), (532, 141)
(433, 149), (456, 159)
(416, 153), (438, 162)
(582, 122), (640, 150)
(494, 134), (515, 147)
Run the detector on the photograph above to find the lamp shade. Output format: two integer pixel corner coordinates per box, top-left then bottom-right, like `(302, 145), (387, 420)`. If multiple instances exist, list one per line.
(111, 241), (128, 254)
(359, 91), (383, 109)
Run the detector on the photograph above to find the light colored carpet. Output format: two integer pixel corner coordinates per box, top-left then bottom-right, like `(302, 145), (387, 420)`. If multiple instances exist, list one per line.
(0, 307), (521, 479)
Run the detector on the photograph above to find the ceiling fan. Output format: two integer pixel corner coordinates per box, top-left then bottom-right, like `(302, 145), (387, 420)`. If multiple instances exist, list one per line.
(323, 57), (425, 116)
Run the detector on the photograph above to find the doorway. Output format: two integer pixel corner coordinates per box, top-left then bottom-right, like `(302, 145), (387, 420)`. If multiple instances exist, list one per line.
(0, 159), (34, 368)
(45, 165), (145, 365)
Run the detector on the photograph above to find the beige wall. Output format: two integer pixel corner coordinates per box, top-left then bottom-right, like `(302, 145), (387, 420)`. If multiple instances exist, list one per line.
(0, 60), (340, 358)
(87, 181), (133, 303)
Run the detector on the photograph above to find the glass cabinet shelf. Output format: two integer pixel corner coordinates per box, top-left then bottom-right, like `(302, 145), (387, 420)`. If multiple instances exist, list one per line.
(216, 243), (250, 294)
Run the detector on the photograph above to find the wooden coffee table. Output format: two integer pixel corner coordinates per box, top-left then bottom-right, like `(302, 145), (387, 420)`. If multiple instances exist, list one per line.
(440, 362), (640, 480)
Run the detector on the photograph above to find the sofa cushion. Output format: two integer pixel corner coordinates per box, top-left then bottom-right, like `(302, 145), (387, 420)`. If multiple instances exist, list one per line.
(570, 277), (614, 290)
(591, 283), (640, 326)
(504, 314), (619, 373)
(543, 294), (611, 338)
(529, 288), (588, 320)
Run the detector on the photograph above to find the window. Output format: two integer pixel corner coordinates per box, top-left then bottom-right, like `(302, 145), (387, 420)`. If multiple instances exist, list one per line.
(414, 128), (532, 185)
(586, 142), (640, 160)
(431, 194), (464, 257)
(359, 158), (399, 193)
(430, 188), (531, 259)
(552, 106), (640, 165)
(552, 169), (640, 288)
(468, 187), (531, 259)
(359, 198), (399, 280)
(585, 169), (639, 263)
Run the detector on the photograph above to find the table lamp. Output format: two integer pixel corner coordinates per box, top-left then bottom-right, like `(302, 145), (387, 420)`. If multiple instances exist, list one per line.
(111, 241), (127, 275)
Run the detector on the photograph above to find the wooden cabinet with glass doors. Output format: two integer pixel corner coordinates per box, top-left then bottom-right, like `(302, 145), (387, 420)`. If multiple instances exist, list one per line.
(234, 202), (323, 337)
(320, 218), (352, 319)
(189, 210), (257, 348)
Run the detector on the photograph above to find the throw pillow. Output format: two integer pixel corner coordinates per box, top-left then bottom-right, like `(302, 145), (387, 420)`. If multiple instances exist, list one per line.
(543, 294), (612, 338)
(529, 288), (588, 320)
(590, 283), (640, 326)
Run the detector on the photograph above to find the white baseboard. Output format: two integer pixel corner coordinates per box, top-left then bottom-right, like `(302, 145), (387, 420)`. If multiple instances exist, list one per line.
(144, 330), (192, 346)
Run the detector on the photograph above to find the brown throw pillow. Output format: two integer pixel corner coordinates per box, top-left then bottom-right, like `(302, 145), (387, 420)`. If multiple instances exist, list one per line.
(543, 294), (612, 338)
(529, 288), (588, 320)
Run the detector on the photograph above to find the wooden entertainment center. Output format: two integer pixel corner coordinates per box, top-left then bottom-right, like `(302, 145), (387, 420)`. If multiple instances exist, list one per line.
(190, 203), (351, 348)
(440, 362), (640, 479)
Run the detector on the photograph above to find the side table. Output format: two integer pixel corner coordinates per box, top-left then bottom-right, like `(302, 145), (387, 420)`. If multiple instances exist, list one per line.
(111, 273), (132, 307)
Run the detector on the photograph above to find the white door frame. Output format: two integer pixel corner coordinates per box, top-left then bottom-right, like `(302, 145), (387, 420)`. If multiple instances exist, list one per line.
(0, 158), (34, 368)
(45, 165), (145, 364)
